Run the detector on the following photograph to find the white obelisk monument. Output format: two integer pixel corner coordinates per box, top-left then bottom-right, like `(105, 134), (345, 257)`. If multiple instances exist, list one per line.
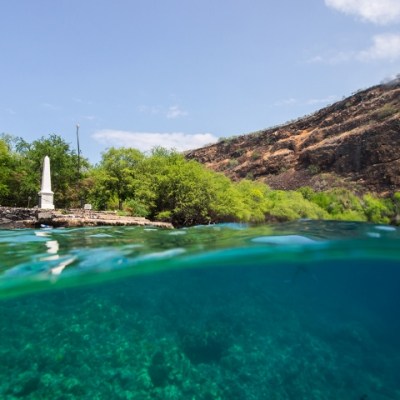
(38, 155), (55, 209)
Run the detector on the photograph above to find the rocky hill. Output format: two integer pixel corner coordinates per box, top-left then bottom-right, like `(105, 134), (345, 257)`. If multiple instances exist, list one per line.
(186, 77), (400, 195)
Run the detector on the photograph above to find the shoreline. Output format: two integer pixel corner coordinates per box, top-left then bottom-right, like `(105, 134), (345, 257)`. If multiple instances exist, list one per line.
(0, 207), (173, 229)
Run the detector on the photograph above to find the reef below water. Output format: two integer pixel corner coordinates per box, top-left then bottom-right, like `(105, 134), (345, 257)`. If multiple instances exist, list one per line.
(0, 221), (399, 399)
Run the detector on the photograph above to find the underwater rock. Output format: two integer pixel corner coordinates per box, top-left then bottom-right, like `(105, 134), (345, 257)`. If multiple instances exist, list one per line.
(148, 351), (171, 387)
(180, 329), (228, 365)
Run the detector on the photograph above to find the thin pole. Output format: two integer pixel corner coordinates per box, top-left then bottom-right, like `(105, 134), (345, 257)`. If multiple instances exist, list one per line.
(76, 124), (81, 207)
(76, 124), (81, 178)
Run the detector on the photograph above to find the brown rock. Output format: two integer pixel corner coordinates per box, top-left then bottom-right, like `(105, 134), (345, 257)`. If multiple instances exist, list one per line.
(186, 78), (400, 195)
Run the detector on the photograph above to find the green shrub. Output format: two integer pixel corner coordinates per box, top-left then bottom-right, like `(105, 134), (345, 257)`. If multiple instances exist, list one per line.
(310, 188), (364, 216)
(251, 151), (262, 161)
(297, 186), (315, 200)
(81, 145), (399, 226)
(362, 194), (393, 224)
(228, 159), (239, 169)
(307, 164), (320, 175)
(124, 198), (150, 217)
(393, 192), (400, 213)
(245, 172), (254, 180)
(236, 180), (270, 222)
(264, 190), (328, 221)
(392, 192), (400, 224)
(372, 104), (397, 121)
(231, 149), (245, 158)
(155, 211), (172, 222)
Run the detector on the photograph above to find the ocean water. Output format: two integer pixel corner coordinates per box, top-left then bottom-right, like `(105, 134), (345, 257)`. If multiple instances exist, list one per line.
(0, 221), (399, 400)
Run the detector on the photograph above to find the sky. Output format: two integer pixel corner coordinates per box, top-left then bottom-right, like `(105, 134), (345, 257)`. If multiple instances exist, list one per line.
(1, 0), (399, 164)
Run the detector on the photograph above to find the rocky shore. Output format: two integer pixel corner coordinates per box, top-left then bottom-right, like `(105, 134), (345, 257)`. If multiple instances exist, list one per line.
(0, 207), (173, 229)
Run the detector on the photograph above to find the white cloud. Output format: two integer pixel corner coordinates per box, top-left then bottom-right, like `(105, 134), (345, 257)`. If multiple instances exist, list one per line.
(357, 33), (400, 60)
(310, 33), (400, 63)
(308, 49), (356, 64)
(381, 72), (400, 83)
(166, 105), (188, 119)
(92, 130), (218, 152)
(325, 0), (400, 24)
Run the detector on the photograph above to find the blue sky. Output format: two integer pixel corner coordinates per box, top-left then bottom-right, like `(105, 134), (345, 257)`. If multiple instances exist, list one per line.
(1, 0), (399, 163)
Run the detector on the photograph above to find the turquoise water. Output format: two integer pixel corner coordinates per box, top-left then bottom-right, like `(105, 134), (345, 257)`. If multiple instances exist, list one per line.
(0, 221), (399, 399)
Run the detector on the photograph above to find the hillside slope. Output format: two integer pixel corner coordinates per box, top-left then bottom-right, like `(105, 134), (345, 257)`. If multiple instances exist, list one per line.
(186, 78), (400, 195)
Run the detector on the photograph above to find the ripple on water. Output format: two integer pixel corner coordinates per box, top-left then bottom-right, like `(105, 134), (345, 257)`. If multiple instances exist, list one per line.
(374, 225), (396, 232)
(251, 235), (318, 245)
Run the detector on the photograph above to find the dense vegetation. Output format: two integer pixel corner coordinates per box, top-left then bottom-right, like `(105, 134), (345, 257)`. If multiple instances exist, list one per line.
(0, 134), (88, 208)
(1, 134), (399, 226)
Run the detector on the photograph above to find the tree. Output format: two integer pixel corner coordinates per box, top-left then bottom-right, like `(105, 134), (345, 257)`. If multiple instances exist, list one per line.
(90, 147), (144, 210)
(362, 194), (393, 224)
(131, 149), (245, 226)
(0, 139), (14, 202)
(0, 134), (88, 208)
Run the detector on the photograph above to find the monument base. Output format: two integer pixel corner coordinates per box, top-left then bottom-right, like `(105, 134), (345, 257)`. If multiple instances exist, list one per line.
(39, 191), (55, 210)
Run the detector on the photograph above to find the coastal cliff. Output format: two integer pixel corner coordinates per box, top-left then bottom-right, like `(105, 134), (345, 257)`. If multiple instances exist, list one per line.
(186, 78), (400, 195)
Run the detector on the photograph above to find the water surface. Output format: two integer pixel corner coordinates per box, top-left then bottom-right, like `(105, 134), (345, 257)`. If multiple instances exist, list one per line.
(0, 221), (399, 399)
